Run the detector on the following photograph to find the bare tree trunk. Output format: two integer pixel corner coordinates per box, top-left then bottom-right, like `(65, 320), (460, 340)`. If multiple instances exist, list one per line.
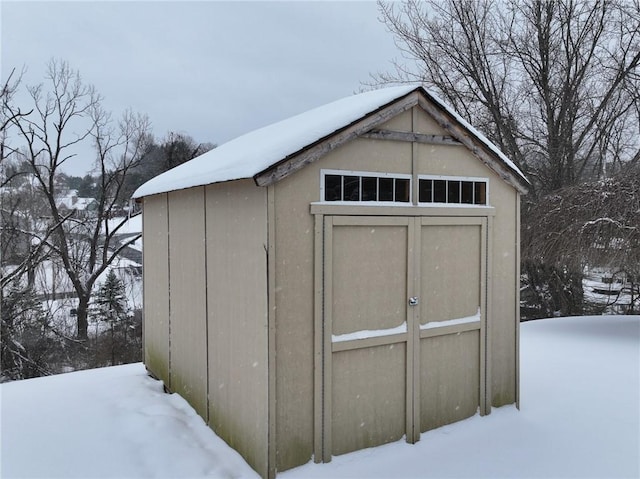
(111, 322), (115, 366)
(76, 295), (90, 340)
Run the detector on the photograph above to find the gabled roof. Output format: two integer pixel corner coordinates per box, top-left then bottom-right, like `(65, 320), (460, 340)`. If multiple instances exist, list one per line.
(133, 86), (528, 198)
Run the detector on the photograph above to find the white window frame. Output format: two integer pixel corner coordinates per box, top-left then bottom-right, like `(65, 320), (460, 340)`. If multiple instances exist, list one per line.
(320, 169), (413, 205)
(417, 175), (490, 207)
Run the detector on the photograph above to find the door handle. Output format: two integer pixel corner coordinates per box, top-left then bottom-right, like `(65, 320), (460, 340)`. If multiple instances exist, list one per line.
(408, 297), (419, 306)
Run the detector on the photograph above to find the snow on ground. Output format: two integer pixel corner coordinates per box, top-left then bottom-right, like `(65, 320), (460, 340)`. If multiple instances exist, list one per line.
(0, 365), (257, 479)
(2, 315), (639, 479)
(286, 315), (640, 479)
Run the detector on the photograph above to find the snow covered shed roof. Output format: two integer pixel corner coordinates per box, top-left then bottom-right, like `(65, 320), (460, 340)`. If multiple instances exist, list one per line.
(133, 86), (529, 199)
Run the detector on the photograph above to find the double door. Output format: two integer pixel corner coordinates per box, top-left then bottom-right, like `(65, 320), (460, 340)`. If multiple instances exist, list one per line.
(315, 215), (489, 461)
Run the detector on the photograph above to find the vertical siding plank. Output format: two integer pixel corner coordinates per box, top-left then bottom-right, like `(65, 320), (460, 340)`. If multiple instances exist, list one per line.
(515, 194), (521, 409)
(405, 218), (417, 443)
(267, 185), (277, 479)
(322, 216), (333, 463)
(411, 107), (419, 206)
(142, 194), (170, 385)
(480, 217), (488, 416)
(331, 345), (407, 455)
(313, 213), (324, 463)
(412, 218), (422, 443)
(167, 188), (207, 417)
(420, 331), (480, 431)
(205, 181), (269, 478)
(488, 185), (518, 407)
(486, 215), (494, 413)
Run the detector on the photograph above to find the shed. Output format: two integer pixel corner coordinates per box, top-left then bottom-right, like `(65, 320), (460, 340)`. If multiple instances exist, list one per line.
(133, 86), (529, 478)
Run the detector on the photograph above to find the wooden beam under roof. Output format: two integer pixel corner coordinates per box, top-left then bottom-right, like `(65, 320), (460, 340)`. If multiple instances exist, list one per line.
(416, 96), (529, 194)
(254, 88), (529, 194)
(360, 129), (462, 146)
(253, 92), (421, 187)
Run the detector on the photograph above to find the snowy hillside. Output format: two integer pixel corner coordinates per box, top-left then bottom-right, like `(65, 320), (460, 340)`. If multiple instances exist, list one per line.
(2, 315), (638, 478)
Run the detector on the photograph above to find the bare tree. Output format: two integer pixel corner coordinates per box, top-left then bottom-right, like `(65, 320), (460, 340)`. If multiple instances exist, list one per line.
(3, 59), (150, 339)
(0, 70), (54, 294)
(522, 163), (640, 315)
(1, 68), (29, 141)
(374, 0), (640, 197)
(523, 165), (640, 269)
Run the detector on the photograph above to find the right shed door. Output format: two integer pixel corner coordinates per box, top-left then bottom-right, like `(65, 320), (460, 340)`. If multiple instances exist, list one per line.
(416, 217), (487, 434)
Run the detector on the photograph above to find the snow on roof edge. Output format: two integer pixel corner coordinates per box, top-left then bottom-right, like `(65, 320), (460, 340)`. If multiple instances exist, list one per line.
(421, 89), (529, 187)
(132, 86), (416, 198)
(133, 85), (528, 198)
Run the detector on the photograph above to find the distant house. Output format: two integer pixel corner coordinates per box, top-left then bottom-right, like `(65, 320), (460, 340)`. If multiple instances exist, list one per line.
(56, 190), (97, 218)
(133, 86), (529, 478)
(584, 267), (639, 314)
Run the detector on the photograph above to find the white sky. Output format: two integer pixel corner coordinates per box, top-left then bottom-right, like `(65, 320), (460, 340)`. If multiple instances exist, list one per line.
(1, 1), (403, 175)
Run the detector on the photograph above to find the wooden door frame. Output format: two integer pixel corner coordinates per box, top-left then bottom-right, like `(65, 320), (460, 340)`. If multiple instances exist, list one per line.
(313, 212), (491, 463)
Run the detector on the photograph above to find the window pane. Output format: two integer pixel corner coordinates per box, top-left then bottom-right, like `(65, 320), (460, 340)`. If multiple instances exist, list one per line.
(448, 181), (461, 203)
(344, 176), (360, 201)
(325, 175), (342, 201)
(419, 179), (433, 203)
(362, 177), (377, 201)
(461, 181), (474, 204)
(474, 182), (487, 205)
(395, 178), (410, 202)
(433, 180), (447, 203)
(379, 177), (394, 201)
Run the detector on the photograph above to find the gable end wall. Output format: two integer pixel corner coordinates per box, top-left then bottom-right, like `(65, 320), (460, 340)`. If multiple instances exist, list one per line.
(272, 106), (519, 471)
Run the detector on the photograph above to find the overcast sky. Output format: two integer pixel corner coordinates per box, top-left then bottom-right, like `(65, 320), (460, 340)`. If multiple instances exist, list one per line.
(2, 1), (404, 175)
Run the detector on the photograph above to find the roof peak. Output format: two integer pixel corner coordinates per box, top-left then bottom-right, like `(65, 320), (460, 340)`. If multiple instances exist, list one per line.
(134, 85), (527, 198)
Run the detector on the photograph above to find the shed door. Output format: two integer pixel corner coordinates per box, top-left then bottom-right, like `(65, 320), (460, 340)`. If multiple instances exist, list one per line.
(417, 217), (487, 434)
(319, 215), (487, 461)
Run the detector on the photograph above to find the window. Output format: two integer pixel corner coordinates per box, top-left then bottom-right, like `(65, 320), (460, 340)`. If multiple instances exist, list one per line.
(321, 171), (489, 206)
(418, 176), (488, 205)
(322, 170), (411, 204)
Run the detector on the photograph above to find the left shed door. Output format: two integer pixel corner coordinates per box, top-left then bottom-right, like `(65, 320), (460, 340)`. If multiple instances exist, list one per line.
(321, 216), (414, 458)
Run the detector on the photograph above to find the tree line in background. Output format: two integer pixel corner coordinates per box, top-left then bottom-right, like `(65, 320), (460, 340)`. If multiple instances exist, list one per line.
(1, 60), (214, 381)
(375, 0), (640, 318)
(2, 0), (639, 381)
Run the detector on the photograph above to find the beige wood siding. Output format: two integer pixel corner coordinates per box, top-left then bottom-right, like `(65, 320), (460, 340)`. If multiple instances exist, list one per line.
(412, 106), (519, 407)
(378, 108), (413, 131)
(142, 194), (170, 384)
(487, 179), (518, 406)
(319, 215), (485, 458)
(328, 218), (410, 456)
(167, 188), (208, 418)
(205, 180), (269, 478)
(332, 344), (407, 454)
(420, 224), (481, 323)
(141, 99), (519, 477)
(273, 136), (415, 471)
(272, 171), (316, 471)
(331, 222), (408, 334)
(273, 103), (518, 469)
(418, 220), (484, 430)
(420, 330), (480, 430)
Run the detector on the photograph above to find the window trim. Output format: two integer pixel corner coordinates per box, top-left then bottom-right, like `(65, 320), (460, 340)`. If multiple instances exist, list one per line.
(321, 169), (413, 205)
(417, 175), (489, 207)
